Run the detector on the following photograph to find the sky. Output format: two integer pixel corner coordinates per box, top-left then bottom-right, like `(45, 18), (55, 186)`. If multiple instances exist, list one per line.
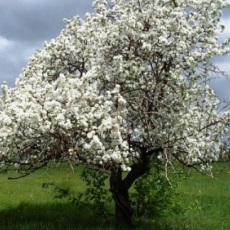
(0, 0), (230, 101)
(0, 0), (93, 86)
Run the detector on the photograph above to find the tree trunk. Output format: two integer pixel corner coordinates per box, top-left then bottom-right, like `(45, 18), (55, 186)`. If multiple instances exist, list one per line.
(110, 169), (133, 229)
(109, 149), (155, 229)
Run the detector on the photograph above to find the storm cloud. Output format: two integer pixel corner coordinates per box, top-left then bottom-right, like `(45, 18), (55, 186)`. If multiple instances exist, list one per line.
(0, 0), (92, 85)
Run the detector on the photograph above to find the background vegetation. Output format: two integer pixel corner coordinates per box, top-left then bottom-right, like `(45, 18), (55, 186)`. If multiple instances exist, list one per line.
(0, 162), (230, 229)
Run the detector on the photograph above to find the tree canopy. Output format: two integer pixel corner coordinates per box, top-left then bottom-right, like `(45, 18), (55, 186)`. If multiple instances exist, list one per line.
(0, 0), (230, 228)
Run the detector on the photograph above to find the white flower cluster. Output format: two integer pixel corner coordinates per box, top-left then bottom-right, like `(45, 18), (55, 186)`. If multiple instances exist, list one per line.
(0, 0), (230, 171)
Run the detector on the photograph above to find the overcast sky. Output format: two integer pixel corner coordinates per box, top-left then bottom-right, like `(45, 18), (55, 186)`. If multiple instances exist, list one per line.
(0, 0), (92, 86)
(0, 1), (230, 101)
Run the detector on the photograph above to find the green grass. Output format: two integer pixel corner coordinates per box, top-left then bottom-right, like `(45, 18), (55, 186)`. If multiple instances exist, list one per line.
(167, 162), (230, 230)
(1, 163), (230, 229)
(0, 164), (114, 230)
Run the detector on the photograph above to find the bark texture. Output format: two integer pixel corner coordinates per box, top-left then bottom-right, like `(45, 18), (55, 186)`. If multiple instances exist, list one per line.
(110, 150), (152, 229)
(110, 169), (133, 229)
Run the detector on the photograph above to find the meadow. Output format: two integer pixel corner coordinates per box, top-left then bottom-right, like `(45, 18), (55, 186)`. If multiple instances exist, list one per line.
(0, 162), (230, 229)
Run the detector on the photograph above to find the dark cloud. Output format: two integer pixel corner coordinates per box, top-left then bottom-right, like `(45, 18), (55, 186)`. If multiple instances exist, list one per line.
(0, 0), (93, 41)
(0, 0), (92, 85)
(0, 40), (42, 85)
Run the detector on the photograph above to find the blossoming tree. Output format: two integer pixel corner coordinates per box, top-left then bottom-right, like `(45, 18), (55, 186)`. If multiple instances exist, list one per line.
(1, 0), (230, 228)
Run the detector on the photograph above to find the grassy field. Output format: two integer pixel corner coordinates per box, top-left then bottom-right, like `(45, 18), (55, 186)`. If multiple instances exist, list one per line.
(0, 165), (109, 230)
(169, 162), (230, 230)
(0, 163), (230, 229)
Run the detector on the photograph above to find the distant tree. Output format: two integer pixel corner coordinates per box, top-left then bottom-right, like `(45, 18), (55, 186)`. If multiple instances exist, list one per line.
(1, 0), (230, 228)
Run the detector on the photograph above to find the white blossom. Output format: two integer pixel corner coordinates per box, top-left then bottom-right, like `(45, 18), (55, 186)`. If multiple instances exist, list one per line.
(0, 0), (229, 172)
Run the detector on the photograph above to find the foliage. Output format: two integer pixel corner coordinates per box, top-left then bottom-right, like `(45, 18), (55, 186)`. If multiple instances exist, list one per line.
(131, 164), (184, 229)
(41, 164), (183, 227)
(42, 166), (113, 224)
(80, 167), (113, 223)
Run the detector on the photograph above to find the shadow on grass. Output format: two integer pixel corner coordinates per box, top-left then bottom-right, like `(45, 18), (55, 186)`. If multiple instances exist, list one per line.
(0, 202), (115, 230)
(0, 201), (178, 230)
